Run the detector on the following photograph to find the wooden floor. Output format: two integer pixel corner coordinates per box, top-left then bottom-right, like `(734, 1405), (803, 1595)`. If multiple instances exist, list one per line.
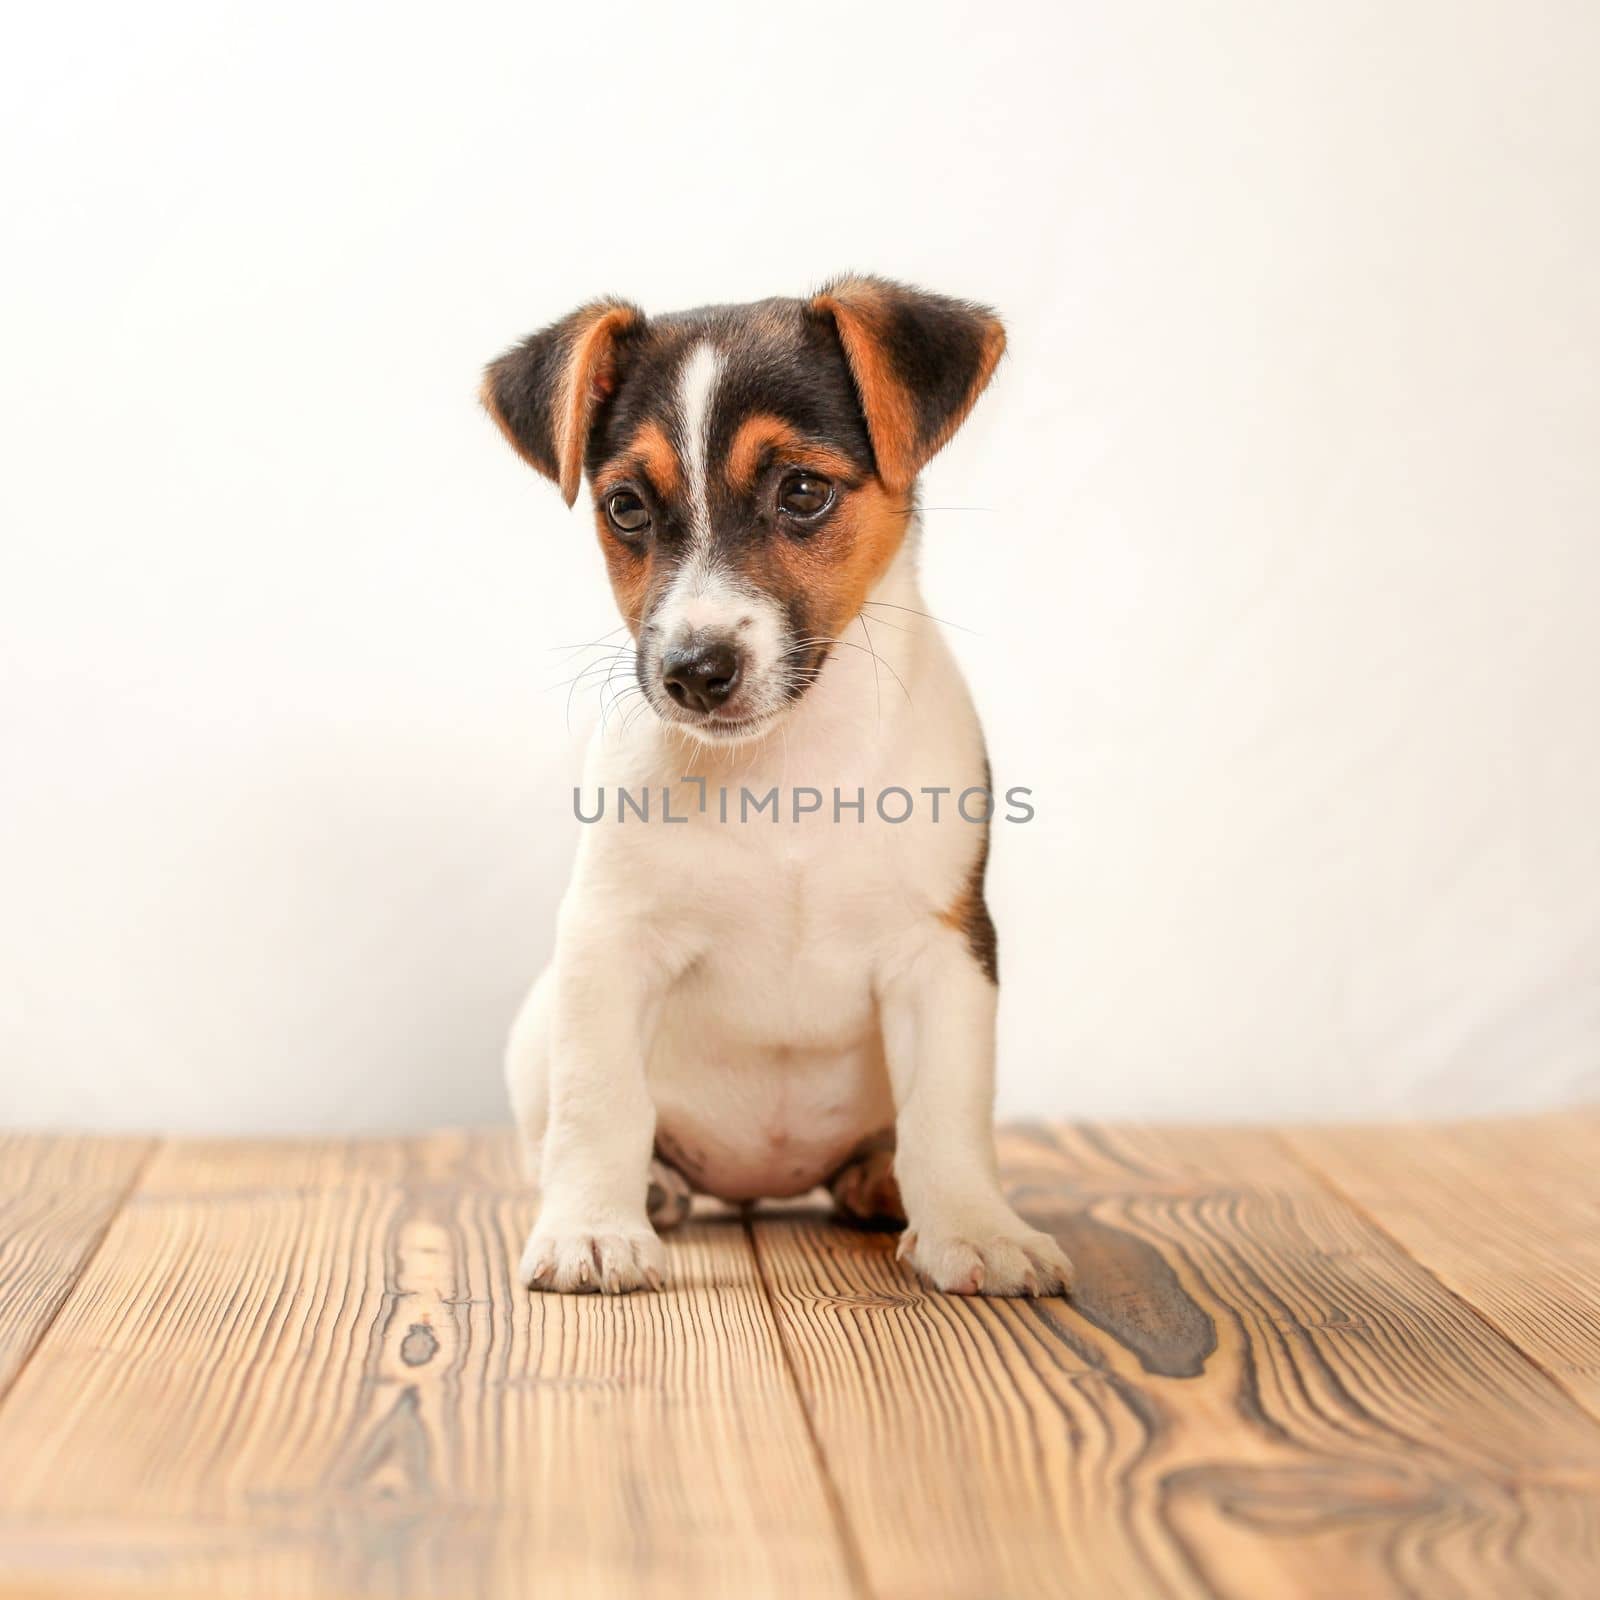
(1, 1116), (1597, 1598)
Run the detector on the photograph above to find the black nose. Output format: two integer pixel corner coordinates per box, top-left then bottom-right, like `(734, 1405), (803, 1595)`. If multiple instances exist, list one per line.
(661, 639), (742, 714)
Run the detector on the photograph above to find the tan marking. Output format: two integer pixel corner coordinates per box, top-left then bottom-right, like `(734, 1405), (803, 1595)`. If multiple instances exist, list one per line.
(590, 422), (693, 631)
(726, 414), (858, 493)
(938, 819), (998, 983)
(764, 479), (913, 641)
(938, 883), (980, 937)
(626, 418), (682, 501)
(811, 278), (1005, 491)
(554, 304), (642, 506)
(594, 505), (651, 633)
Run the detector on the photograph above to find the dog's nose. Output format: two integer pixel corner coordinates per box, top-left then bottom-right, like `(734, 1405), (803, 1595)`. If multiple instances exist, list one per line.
(661, 639), (742, 714)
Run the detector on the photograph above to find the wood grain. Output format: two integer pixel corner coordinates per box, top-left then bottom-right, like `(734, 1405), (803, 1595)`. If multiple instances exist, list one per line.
(1283, 1111), (1600, 1422)
(0, 1134), (854, 1600)
(750, 1122), (1600, 1599)
(0, 1135), (152, 1400)
(3, 1121), (1597, 1599)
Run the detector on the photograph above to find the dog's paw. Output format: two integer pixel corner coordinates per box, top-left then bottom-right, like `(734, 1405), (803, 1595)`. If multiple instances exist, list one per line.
(646, 1157), (694, 1233)
(828, 1132), (906, 1228)
(898, 1211), (1073, 1297)
(519, 1222), (666, 1294)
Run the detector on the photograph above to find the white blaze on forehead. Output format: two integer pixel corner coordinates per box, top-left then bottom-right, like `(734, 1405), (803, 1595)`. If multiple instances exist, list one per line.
(658, 338), (743, 631)
(675, 340), (721, 555)
(648, 339), (788, 724)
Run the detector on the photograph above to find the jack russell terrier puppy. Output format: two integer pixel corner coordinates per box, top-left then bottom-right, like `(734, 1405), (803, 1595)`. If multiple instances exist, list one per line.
(483, 277), (1074, 1298)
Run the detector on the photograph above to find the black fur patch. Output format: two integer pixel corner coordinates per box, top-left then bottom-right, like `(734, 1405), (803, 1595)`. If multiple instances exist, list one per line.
(878, 293), (992, 453)
(957, 756), (999, 984)
(961, 828), (1000, 985)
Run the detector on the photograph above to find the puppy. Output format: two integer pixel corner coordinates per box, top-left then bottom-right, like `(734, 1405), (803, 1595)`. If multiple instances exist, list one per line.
(483, 277), (1073, 1297)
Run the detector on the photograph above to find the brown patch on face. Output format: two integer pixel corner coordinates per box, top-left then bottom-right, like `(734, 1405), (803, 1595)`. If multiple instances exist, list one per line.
(592, 504), (652, 632)
(762, 479), (912, 641)
(726, 414), (859, 495)
(621, 419), (682, 501)
(588, 423), (686, 634)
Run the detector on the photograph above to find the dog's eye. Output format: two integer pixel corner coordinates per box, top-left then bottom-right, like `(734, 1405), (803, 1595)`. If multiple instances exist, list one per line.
(605, 490), (651, 537)
(778, 472), (833, 521)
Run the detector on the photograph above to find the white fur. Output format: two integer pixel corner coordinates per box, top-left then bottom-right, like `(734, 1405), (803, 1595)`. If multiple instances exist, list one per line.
(509, 528), (1073, 1296)
(676, 340), (719, 550)
(639, 342), (792, 737)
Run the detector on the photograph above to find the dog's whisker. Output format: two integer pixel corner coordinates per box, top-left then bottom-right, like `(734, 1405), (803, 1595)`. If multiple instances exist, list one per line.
(560, 649), (640, 735)
(771, 629), (912, 707)
(546, 641), (634, 672)
(559, 646), (641, 734)
(618, 690), (656, 737)
(792, 634), (913, 706)
(858, 611), (885, 731)
(546, 625), (630, 654)
(545, 650), (634, 695)
(860, 599), (978, 635)
(595, 657), (646, 741)
(848, 610), (915, 633)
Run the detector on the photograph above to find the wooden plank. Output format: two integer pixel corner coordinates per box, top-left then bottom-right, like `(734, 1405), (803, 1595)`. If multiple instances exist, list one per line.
(750, 1121), (1600, 1599)
(0, 1133), (855, 1600)
(0, 1135), (153, 1402)
(1282, 1111), (1600, 1422)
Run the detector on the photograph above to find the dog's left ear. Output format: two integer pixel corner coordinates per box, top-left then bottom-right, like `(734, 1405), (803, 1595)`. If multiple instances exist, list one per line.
(809, 276), (1006, 492)
(481, 298), (645, 506)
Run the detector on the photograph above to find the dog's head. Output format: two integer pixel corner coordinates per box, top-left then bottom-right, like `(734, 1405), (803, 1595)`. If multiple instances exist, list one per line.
(483, 277), (1004, 742)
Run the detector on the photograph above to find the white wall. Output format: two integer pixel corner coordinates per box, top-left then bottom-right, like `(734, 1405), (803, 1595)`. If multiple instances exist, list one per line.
(3, 0), (1597, 1133)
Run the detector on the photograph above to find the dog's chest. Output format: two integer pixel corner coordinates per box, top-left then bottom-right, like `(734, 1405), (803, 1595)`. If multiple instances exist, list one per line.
(655, 810), (910, 1007)
(642, 823), (902, 1198)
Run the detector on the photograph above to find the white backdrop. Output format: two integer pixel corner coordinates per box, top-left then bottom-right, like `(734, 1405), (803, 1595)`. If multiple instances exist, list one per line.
(3, 1), (1597, 1133)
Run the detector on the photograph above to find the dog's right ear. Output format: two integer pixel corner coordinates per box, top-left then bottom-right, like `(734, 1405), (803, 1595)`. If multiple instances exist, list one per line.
(480, 299), (645, 507)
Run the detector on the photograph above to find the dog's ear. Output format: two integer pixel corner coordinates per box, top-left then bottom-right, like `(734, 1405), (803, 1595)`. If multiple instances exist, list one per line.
(809, 276), (1006, 492)
(481, 299), (645, 506)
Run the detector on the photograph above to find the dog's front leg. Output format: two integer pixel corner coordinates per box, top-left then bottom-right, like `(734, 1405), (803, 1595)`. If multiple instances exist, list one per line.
(519, 916), (667, 1294)
(880, 928), (1075, 1297)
